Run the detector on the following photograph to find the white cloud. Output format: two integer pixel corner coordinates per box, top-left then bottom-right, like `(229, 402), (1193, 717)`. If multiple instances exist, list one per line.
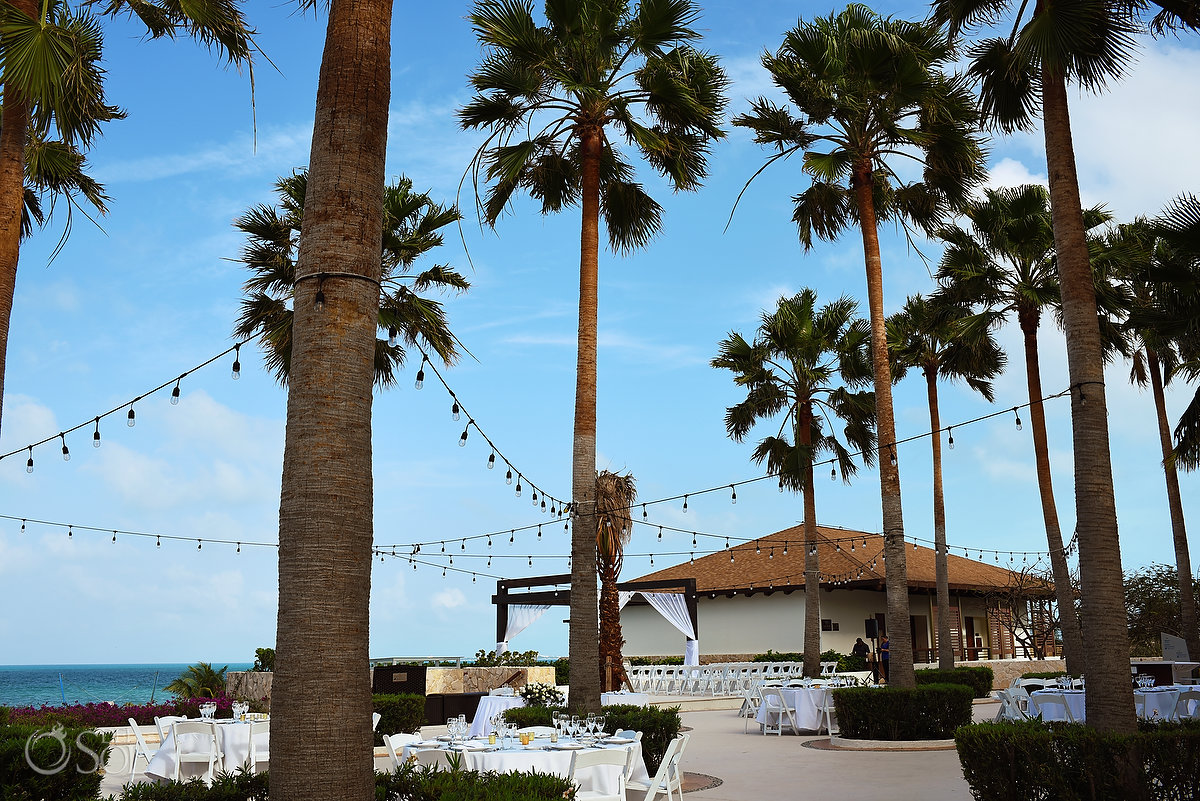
(431, 588), (467, 610)
(96, 124), (313, 184)
(986, 158), (1047, 190)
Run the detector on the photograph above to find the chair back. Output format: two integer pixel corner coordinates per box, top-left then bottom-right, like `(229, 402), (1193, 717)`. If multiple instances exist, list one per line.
(170, 720), (221, 783)
(820, 661), (838, 676)
(371, 712), (382, 731)
(247, 720), (270, 772)
(517, 726), (556, 737)
(412, 748), (450, 769)
(154, 715), (187, 743)
(382, 733), (417, 771)
(569, 748), (628, 801)
(1034, 691), (1075, 723)
(615, 729), (641, 741)
(128, 718), (156, 768)
(1175, 689), (1200, 721)
(490, 687), (515, 696)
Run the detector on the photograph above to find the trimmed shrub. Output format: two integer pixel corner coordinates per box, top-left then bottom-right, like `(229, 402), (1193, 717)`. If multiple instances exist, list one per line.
(752, 650), (802, 662)
(915, 665), (995, 698)
(1, 723), (112, 800)
(955, 720), (1200, 801)
(372, 694), (426, 745)
(501, 703), (682, 773)
(470, 649), (542, 667)
(628, 656), (683, 666)
(834, 684), (973, 740)
(551, 657), (569, 686)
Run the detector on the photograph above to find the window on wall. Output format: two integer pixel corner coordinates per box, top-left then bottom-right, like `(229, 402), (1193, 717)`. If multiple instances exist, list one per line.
(821, 619), (839, 632)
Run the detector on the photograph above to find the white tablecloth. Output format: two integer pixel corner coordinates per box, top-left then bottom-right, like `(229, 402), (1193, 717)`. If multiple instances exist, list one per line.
(402, 740), (648, 795)
(469, 696), (525, 737)
(601, 691), (649, 707)
(145, 720), (268, 781)
(755, 686), (830, 731)
(1030, 690), (1087, 722)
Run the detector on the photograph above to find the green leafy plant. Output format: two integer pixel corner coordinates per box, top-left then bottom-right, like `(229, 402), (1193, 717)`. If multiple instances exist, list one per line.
(518, 683), (564, 708)
(955, 720), (1200, 801)
(164, 663), (227, 700)
(251, 648), (274, 673)
(471, 649), (542, 667)
(915, 666), (994, 698)
(628, 656), (684, 666)
(372, 694), (425, 746)
(551, 658), (569, 686)
(834, 684), (973, 740)
(1, 723), (112, 800)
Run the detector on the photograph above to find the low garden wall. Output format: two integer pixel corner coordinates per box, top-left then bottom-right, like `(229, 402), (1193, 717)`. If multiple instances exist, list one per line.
(427, 666), (556, 694)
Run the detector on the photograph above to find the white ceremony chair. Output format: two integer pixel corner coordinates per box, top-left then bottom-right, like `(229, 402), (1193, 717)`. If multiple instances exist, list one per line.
(758, 687), (798, 735)
(489, 686), (515, 696)
(171, 720), (222, 785)
(1134, 693), (1147, 720)
(412, 748), (450, 770)
(382, 733), (420, 771)
(743, 684), (767, 733)
(615, 728), (642, 742)
(517, 726), (557, 738)
(1174, 689), (1200, 721)
(820, 661), (839, 676)
(819, 690), (839, 737)
(568, 747), (628, 801)
(247, 720), (270, 773)
(1033, 691), (1076, 724)
(127, 718), (157, 780)
(993, 689), (1032, 722)
(627, 733), (688, 801)
(154, 715), (188, 743)
(371, 712), (382, 731)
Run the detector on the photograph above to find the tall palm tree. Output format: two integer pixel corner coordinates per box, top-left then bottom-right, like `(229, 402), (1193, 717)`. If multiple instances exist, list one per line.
(929, 0), (1200, 736)
(271, 0), (391, 799)
(935, 184), (1111, 676)
(887, 294), (1004, 671)
(1153, 195), (1200, 472)
(732, 5), (986, 687)
(596, 469), (636, 692)
(713, 289), (876, 678)
(233, 170), (468, 386)
(460, 0), (727, 711)
(1101, 218), (1199, 658)
(0, 0), (253, 438)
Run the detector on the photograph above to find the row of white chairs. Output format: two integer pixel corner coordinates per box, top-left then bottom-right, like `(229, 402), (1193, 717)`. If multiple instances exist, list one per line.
(387, 728), (689, 801)
(626, 661), (840, 696)
(994, 686), (1200, 723)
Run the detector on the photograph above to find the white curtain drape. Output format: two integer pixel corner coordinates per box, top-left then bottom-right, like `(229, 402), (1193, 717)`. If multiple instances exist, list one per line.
(499, 604), (552, 652)
(618, 591), (636, 610)
(638, 592), (696, 640)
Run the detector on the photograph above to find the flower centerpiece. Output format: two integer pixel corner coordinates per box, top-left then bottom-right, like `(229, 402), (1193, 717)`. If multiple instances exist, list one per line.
(519, 682), (564, 708)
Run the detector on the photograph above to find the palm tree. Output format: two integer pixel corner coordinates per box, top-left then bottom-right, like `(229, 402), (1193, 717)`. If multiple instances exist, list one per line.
(1101, 218), (1198, 658)
(0, 0), (253, 438)
(732, 5), (986, 687)
(271, 1), (392, 799)
(233, 170), (468, 386)
(1153, 195), (1200, 472)
(460, 0), (727, 712)
(596, 469), (636, 692)
(887, 294), (1004, 671)
(934, 184), (1111, 676)
(164, 662), (228, 699)
(929, 0), (1200, 736)
(713, 289), (876, 678)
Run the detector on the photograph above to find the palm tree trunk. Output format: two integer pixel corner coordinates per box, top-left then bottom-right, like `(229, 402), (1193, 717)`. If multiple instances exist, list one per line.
(597, 557), (628, 691)
(1042, 66), (1134, 733)
(569, 127), (603, 713)
(1017, 306), (1085, 675)
(924, 368), (953, 671)
(799, 407), (821, 678)
(1148, 348), (1198, 657)
(272, 2), (391, 799)
(0, 0), (37, 441)
(851, 160), (913, 688)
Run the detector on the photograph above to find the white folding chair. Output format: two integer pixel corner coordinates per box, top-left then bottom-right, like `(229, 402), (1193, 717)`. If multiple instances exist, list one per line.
(154, 715), (188, 743)
(382, 733), (419, 771)
(1174, 689), (1200, 721)
(626, 733), (683, 801)
(820, 661), (839, 676)
(247, 720), (270, 773)
(993, 689), (1032, 722)
(517, 726), (556, 738)
(1033, 691), (1076, 723)
(126, 718), (157, 780)
(758, 687), (798, 735)
(568, 747), (628, 801)
(412, 748), (450, 769)
(489, 686), (515, 696)
(819, 689), (839, 737)
(171, 720), (222, 784)
(743, 684), (767, 733)
(371, 712), (382, 731)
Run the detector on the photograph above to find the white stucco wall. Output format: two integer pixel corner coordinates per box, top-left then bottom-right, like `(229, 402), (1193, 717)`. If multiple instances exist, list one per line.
(620, 588), (995, 658)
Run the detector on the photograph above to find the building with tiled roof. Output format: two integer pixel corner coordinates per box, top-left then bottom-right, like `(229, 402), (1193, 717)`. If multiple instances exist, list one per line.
(619, 523), (1056, 663)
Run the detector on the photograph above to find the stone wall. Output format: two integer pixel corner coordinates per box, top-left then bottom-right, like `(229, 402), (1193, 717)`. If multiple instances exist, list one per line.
(226, 671), (273, 706)
(426, 666), (556, 694)
(917, 658), (1066, 689)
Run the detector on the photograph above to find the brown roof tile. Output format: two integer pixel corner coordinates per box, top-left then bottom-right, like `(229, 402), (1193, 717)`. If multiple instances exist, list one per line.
(629, 524), (1046, 595)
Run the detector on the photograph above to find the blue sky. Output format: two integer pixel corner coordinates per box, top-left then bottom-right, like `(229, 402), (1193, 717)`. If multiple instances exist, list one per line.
(0, 1), (1197, 667)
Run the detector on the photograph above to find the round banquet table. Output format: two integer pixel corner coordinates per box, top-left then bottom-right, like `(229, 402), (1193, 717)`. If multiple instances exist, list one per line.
(1029, 690), (1087, 722)
(145, 719), (269, 782)
(754, 686), (830, 731)
(402, 738), (649, 795)
(469, 695), (525, 737)
(1135, 687), (1191, 720)
(601, 691), (649, 707)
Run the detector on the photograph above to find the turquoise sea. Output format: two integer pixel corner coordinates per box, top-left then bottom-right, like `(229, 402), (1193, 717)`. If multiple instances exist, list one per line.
(0, 664), (252, 708)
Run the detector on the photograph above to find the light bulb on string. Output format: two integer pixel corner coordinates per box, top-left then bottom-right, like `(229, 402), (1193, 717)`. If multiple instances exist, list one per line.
(26, 447), (33, 474)
(729, 551), (734, 563)
(414, 356), (426, 389)
(540, 499), (546, 512)
(650, 554), (654, 566)
(112, 531), (116, 543)
(237, 543), (241, 553)
(888, 444), (897, 465)
(755, 543), (760, 555)
(537, 525), (542, 540)
(730, 485), (736, 504)
(60, 434), (69, 462)
(197, 540), (202, 550)
(440, 541), (445, 553)
(156, 535), (160, 548)
(831, 466), (836, 481)
(658, 527), (663, 541)
(778, 476), (784, 492)
(505, 469), (513, 485)
(487, 452), (495, 469)
(1014, 408), (1022, 431)
(947, 428), (955, 450)
(515, 478), (522, 498)
(171, 380), (181, 405)
(458, 425), (469, 446)
(487, 556), (492, 567)
(487, 535), (492, 547)
(682, 495), (688, 513)
(442, 567), (447, 577)
(68, 526), (72, 538)
(449, 555), (453, 565)
(691, 532), (696, 546)
(642, 504), (647, 520)
(509, 530), (515, 543)
(388, 326), (398, 347)
(451, 400), (460, 422)
(769, 548), (774, 560)
(93, 418), (101, 448)
(127, 404), (136, 428)
(472, 573), (476, 583)
(850, 541), (855, 552)
(783, 542), (788, 555)
(690, 552), (694, 564)
(461, 539), (466, 550)
(231, 344), (241, 380)
(532, 489), (538, 506)
(314, 275), (326, 312)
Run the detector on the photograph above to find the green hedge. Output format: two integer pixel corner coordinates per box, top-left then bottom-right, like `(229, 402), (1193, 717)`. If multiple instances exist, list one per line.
(551, 658), (569, 686)
(915, 665), (994, 698)
(628, 656), (684, 666)
(501, 703), (681, 773)
(112, 762), (572, 801)
(1, 723), (112, 801)
(834, 684), (973, 740)
(955, 720), (1200, 801)
(372, 694), (426, 745)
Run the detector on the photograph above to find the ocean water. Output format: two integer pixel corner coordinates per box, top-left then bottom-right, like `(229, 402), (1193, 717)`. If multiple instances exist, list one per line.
(0, 664), (252, 708)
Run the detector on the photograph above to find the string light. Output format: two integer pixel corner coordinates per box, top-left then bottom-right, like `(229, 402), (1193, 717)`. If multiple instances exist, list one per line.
(231, 344), (241, 380)
(60, 434), (69, 462)
(888, 444), (897, 465)
(682, 494), (688, 513)
(68, 526), (72, 538)
(831, 467), (836, 481)
(127, 404), (136, 428)
(642, 504), (648, 519)
(515, 477), (522, 498)
(459, 424), (470, 446)
(506, 469), (513, 485)
(171, 380), (181, 405)
(487, 452), (495, 469)
(1013, 408), (1022, 431)
(414, 356), (426, 389)
(730, 485), (736, 504)
(112, 531), (116, 543)
(947, 428), (955, 449)
(658, 527), (663, 541)
(388, 325), (398, 347)
(314, 274), (326, 312)
(451, 399), (461, 421)
(93, 418), (101, 448)
(25, 447), (33, 474)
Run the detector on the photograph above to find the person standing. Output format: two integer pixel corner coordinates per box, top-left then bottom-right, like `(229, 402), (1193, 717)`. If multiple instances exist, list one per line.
(852, 638), (870, 659)
(879, 634), (890, 682)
